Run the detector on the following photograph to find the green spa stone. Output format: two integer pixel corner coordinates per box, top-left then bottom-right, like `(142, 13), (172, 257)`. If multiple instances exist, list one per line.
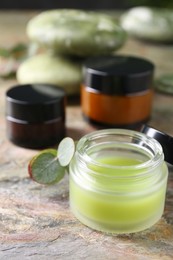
(120, 6), (173, 42)
(26, 9), (126, 57)
(16, 53), (83, 95)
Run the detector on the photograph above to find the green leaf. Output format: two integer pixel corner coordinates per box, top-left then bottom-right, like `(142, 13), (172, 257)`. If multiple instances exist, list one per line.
(155, 74), (173, 95)
(0, 43), (27, 58)
(28, 149), (65, 185)
(0, 48), (11, 57)
(28, 137), (76, 185)
(58, 137), (75, 167)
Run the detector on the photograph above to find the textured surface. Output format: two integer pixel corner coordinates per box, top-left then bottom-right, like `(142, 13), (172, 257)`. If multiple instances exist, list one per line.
(0, 11), (173, 260)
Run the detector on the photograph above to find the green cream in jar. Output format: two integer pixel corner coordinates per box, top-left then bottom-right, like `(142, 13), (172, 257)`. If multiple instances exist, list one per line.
(69, 129), (168, 234)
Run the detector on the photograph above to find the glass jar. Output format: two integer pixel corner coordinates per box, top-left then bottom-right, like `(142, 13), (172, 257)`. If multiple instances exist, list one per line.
(69, 129), (168, 234)
(81, 55), (154, 129)
(6, 84), (66, 149)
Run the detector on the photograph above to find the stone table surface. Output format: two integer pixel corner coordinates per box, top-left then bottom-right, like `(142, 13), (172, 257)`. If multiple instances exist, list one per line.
(0, 11), (173, 260)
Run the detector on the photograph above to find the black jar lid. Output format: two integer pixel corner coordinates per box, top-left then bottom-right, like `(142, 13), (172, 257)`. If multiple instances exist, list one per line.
(140, 125), (173, 165)
(6, 84), (66, 123)
(83, 55), (154, 95)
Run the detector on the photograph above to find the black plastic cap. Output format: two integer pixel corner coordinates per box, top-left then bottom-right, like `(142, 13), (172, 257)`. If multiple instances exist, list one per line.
(83, 55), (154, 95)
(140, 125), (173, 165)
(6, 84), (66, 123)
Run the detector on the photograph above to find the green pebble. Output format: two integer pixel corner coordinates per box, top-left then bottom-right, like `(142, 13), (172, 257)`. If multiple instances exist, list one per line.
(27, 9), (126, 57)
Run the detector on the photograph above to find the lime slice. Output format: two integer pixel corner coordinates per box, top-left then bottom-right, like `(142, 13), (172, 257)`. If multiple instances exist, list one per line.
(28, 149), (65, 185)
(58, 137), (75, 167)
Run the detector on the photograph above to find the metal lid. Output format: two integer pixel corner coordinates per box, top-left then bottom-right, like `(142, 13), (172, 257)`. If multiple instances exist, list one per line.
(6, 84), (66, 123)
(83, 55), (154, 95)
(140, 124), (173, 165)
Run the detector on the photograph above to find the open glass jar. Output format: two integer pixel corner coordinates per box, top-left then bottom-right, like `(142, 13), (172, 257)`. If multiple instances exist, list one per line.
(69, 129), (168, 234)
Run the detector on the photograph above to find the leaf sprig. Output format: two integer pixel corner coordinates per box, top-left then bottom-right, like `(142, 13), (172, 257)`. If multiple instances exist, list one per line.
(28, 137), (75, 185)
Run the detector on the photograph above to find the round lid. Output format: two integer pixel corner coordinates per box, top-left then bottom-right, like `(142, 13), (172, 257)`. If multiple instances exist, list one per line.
(83, 55), (154, 95)
(6, 84), (66, 123)
(140, 124), (173, 165)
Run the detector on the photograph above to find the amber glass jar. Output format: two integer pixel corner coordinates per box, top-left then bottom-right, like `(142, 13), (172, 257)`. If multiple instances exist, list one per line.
(6, 84), (66, 149)
(81, 55), (154, 129)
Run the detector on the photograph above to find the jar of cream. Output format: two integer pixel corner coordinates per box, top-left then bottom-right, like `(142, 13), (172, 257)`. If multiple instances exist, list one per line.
(69, 129), (168, 234)
(81, 55), (154, 128)
(6, 84), (66, 149)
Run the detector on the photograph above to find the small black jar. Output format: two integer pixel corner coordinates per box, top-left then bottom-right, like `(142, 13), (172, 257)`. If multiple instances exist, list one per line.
(6, 84), (66, 149)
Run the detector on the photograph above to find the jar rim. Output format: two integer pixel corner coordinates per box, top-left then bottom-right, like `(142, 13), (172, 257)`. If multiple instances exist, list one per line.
(76, 129), (164, 176)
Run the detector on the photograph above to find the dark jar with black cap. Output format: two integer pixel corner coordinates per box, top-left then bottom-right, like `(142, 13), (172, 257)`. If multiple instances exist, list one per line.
(81, 55), (154, 129)
(6, 84), (66, 149)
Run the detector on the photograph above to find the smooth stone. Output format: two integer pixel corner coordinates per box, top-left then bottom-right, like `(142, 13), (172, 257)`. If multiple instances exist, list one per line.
(120, 7), (173, 42)
(27, 9), (126, 57)
(17, 52), (83, 95)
